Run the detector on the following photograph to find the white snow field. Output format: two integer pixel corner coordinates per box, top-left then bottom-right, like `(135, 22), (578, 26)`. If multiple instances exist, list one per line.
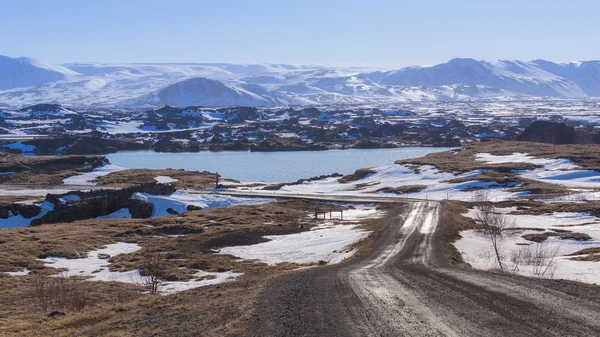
(38, 242), (242, 295)
(132, 191), (274, 217)
(218, 205), (383, 265)
(477, 152), (600, 189)
(455, 208), (600, 284)
(62, 163), (126, 185)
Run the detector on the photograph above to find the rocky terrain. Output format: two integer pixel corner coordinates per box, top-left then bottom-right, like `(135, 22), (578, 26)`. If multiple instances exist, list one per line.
(2, 101), (600, 154)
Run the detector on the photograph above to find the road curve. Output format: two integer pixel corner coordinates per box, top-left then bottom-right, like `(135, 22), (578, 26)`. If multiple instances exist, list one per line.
(244, 201), (600, 336)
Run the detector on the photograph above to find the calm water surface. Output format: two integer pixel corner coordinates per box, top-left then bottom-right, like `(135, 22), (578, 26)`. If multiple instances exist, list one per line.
(107, 147), (453, 182)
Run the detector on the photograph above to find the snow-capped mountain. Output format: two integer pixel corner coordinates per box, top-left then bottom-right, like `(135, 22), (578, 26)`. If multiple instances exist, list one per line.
(0, 56), (79, 91)
(0, 55), (600, 108)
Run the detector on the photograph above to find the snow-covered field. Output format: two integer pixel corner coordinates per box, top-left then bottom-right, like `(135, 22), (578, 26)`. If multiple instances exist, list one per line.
(38, 242), (242, 295)
(218, 205), (383, 265)
(455, 208), (600, 284)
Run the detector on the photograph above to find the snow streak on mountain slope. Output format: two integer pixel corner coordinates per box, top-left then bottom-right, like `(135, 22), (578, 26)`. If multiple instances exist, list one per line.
(0, 56), (79, 91)
(1, 55), (600, 108)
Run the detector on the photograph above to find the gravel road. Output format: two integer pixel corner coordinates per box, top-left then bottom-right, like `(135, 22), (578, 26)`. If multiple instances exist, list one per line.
(244, 201), (600, 336)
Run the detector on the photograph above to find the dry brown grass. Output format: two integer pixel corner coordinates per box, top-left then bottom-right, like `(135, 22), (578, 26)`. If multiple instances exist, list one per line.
(438, 201), (478, 268)
(376, 185), (427, 195)
(338, 168), (376, 183)
(95, 169), (239, 189)
(0, 153), (105, 185)
(0, 199), (395, 336)
(522, 231), (592, 243)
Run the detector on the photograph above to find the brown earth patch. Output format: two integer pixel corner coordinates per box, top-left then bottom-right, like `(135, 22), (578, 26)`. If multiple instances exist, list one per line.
(338, 168), (376, 183)
(522, 232), (592, 243)
(376, 185), (427, 194)
(438, 201), (478, 268)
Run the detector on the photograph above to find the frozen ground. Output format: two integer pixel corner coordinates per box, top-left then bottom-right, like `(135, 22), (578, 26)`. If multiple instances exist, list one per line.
(218, 205), (382, 265)
(37, 242), (242, 295)
(455, 207), (600, 284)
(132, 191), (274, 217)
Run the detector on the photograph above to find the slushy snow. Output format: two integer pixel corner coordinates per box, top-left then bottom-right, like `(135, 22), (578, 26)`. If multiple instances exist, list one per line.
(39, 242), (242, 294)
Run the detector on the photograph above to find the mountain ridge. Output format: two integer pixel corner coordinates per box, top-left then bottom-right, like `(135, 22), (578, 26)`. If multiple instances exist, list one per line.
(1, 55), (600, 108)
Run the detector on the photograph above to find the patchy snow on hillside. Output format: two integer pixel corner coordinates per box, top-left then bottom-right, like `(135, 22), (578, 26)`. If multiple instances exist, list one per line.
(40, 242), (143, 283)
(275, 164), (523, 201)
(476, 152), (600, 188)
(218, 205), (380, 265)
(63, 163), (126, 185)
(455, 208), (600, 284)
(38, 242), (241, 294)
(132, 191), (274, 217)
(475, 153), (576, 168)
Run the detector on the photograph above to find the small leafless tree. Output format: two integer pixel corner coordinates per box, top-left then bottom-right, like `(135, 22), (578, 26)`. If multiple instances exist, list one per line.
(140, 246), (168, 294)
(474, 204), (516, 270)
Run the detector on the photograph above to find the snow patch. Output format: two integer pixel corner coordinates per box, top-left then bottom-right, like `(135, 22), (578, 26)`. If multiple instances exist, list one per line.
(63, 163), (126, 185)
(154, 176), (178, 184)
(218, 205), (381, 265)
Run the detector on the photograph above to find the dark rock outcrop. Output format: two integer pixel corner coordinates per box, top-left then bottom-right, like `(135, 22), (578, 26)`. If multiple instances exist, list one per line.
(517, 121), (576, 144)
(31, 184), (176, 225)
(0, 204), (41, 219)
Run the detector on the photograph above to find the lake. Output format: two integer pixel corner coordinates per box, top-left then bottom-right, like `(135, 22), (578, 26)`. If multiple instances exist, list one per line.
(107, 147), (453, 182)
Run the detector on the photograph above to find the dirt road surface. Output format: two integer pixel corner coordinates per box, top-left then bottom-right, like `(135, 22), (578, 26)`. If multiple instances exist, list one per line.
(244, 201), (600, 336)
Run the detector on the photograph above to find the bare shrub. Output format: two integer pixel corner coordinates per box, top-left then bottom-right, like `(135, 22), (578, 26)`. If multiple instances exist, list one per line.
(32, 272), (90, 313)
(510, 242), (559, 277)
(139, 245), (168, 294)
(473, 204), (515, 270)
(472, 190), (490, 203)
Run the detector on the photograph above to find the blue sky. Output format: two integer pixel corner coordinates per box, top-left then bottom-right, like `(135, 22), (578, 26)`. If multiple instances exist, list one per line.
(1, 0), (598, 67)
